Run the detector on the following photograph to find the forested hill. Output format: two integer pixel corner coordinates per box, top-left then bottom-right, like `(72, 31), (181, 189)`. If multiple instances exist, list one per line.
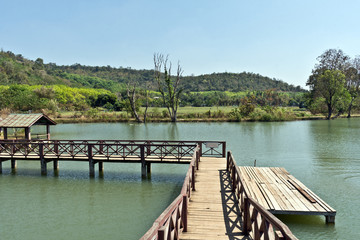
(0, 50), (304, 92)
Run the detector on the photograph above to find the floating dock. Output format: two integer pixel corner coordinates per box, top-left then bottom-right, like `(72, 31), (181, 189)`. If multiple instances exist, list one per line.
(238, 166), (336, 223)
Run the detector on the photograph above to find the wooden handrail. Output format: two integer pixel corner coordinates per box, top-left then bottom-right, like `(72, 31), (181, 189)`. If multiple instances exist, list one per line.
(0, 140), (199, 162)
(227, 151), (298, 240)
(140, 146), (200, 240)
(0, 139), (226, 157)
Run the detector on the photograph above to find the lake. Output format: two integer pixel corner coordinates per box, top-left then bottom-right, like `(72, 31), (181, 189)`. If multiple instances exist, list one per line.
(0, 119), (359, 239)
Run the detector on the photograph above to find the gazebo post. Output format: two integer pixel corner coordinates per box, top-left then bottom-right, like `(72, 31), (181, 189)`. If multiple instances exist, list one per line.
(25, 127), (31, 140)
(3, 127), (7, 140)
(46, 124), (50, 140)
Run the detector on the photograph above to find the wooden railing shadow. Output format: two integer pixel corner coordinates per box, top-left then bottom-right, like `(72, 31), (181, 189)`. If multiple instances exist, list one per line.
(219, 170), (251, 240)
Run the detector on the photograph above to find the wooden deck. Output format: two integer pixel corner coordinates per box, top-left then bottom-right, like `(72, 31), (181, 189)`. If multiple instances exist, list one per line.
(179, 157), (244, 240)
(239, 166), (336, 222)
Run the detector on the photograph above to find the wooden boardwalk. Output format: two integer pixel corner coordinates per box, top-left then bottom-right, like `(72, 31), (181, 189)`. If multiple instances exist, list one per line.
(179, 157), (244, 240)
(239, 166), (336, 222)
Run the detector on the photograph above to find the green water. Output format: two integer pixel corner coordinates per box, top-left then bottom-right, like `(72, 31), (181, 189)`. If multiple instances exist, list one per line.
(1, 119), (359, 239)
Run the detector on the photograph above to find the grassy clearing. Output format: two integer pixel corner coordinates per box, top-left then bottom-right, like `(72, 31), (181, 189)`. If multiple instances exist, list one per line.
(48, 106), (334, 123)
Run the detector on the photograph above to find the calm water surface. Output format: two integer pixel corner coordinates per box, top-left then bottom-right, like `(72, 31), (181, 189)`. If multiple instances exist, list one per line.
(1, 119), (359, 239)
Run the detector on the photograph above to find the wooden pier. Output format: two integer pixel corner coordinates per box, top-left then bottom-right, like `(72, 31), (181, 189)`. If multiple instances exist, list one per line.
(0, 139), (336, 240)
(238, 166), (336, 223)
(179, 157), (243, 240)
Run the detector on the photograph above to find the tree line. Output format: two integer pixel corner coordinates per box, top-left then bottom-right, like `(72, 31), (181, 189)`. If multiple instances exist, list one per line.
(306, 49), (360, 119)
(0, 49), (304, 93)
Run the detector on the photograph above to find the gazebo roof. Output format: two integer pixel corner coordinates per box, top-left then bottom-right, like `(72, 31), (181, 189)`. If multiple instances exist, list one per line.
(0, 113), (56, 128)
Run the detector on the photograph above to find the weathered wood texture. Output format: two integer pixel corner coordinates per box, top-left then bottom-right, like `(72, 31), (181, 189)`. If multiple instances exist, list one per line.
(227, 152), (299, 240)
(179, 157), (244, 240)
(238, 166), (336, 221)
(140, 146), (201, 240)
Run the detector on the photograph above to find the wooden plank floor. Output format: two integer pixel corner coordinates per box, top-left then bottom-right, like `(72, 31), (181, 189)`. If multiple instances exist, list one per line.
(239, 166), (336, 219)
(180, 157), (244, 240)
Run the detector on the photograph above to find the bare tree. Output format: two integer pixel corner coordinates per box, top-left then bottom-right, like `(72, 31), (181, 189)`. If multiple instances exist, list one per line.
(154, 53), (183, 122)
(126, 83), (149, 123)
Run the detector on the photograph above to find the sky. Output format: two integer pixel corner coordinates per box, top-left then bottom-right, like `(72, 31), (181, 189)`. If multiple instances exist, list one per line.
(0, 0), (359, 89)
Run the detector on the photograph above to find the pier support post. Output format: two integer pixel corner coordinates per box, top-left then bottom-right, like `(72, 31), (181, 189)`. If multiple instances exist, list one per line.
(146, 162), (151, 178)
(98, 161), (103, 172)
(88, 144), (95, 178)
(53, 160), (59, 176)
(0, 161), (2, 174)
(326, 215), (335, 223)
(11, 159), (17, 173)
(53, 160), (59, 171)
(41, 159), (47, 175)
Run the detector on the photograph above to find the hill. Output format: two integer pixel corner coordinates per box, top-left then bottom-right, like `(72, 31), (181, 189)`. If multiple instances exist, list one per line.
(0, 50), (304, 93)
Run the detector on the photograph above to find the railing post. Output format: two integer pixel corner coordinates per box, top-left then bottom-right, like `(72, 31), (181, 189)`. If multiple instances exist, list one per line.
(40, 143), (47, 175)
(191, 165), (195, 191)
(198, 142), (202, 157)
(99, 140), (104, 154)
(158, 228), (165, 240)
(10, 143), (16, 172)
(231, 165), (236, 192)
(222, 142), (226, 157)
(226, 151), (230, 171)
(182, 195), (188, 232)
(146, 141), (151, 155)
(88, 144), (95, 178)
(243, 197), (250, 235)
(141, 145), (146, 178)
(196, 151), (199, 170)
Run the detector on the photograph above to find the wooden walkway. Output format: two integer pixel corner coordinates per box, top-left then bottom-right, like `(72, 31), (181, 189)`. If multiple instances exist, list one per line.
(179, 157), (244, 240)
(239, 166), (336, 222)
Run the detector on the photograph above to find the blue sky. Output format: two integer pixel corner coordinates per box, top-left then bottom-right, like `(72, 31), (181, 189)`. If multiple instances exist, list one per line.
(1, 0), (359, 88)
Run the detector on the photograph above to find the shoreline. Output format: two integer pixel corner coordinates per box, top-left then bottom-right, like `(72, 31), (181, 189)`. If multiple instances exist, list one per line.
(53, 115), (360, 124)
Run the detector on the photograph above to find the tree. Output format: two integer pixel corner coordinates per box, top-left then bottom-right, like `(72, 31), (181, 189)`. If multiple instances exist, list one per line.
(307, 49), (353, 119)
(345, 57), (360, 117)
(154, 53), (183, 122)
(126, 83), (149, 123)
(311, 70), (348, 119)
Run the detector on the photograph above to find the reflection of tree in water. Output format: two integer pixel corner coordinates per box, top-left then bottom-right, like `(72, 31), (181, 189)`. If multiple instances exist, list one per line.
(309, 119), (360, 182)
(168, 123), (179, 140)
(127, 123), (144, 139)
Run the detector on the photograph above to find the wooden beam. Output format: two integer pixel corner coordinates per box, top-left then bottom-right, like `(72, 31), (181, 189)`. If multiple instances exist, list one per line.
(46, 125), (50, 140)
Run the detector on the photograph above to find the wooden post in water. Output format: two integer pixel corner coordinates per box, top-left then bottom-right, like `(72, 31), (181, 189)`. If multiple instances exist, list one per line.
(326, 215), (335, 223)
(0, 160), (2, 174)
(98, 161), (104, 178)
(53, 160), (59, 171)
(39, 143), (47, 175)
(146, 162), (151, 177)
(88, 144), (95, 178)
(11, 159), (17, 173)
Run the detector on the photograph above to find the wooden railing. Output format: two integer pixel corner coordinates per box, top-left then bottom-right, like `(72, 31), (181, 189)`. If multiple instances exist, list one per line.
(0, 140), (225, 160)
(140, 146), (200, 240)
(227, 151), (299, 240)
